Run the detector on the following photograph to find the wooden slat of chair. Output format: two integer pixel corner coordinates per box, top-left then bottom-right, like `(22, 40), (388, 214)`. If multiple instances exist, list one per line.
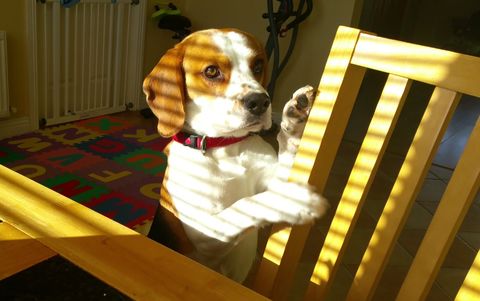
(252, 26), (367, 299)
(396, 117), (480, 300)
(456, 251), (480, 301)
(309, 73), (412, 300)
(345, 88), (460, 301)
(0, 165), (267, 301)
(0, 221), (56, 280)
(350, 33), (480, 96)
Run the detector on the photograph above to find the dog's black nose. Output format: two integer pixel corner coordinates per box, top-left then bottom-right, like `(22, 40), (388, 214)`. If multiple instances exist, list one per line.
(242, 92), (271, 116)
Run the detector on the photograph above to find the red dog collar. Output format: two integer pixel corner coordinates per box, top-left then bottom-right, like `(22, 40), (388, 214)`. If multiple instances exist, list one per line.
(172, 132), (249, 153)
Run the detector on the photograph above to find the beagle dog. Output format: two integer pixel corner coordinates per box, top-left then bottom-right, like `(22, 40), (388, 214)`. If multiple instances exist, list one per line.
(143, 28), (328, 282)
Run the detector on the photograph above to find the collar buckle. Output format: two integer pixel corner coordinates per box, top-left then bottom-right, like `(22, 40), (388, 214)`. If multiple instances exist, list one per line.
(185, 134), (207, 154)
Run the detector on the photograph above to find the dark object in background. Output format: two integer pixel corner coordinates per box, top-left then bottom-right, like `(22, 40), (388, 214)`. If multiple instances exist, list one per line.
(448, 10), (480, 55)
(153, 2), (191, 40)
(263, 0), (313, 99)
(157, 14), (192, 40)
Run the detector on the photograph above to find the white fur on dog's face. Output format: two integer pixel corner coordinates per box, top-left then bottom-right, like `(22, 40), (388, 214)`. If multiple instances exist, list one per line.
(182, 29), (271, 137)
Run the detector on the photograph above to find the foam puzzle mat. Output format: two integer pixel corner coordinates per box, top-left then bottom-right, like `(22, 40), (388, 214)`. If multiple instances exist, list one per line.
(0, 114), (170, 231)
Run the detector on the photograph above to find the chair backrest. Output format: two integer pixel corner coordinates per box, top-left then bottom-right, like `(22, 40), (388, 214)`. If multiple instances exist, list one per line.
(249, 26), (480, 301)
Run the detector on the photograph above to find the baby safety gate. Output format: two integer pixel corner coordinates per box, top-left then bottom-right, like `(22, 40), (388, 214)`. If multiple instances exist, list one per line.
(29, 0), (146, 127)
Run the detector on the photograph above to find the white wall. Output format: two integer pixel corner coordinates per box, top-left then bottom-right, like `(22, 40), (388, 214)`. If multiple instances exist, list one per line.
(0, 0), (29, 118)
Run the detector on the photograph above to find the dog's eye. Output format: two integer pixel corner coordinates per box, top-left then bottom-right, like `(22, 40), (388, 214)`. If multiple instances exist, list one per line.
(252, 60), (264, 75)
(204, 65), (221, 79)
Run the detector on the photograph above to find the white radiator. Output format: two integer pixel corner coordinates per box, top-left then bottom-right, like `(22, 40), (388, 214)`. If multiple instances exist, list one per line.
(0, 31), (9, 118)
(33, 0), (145, 126)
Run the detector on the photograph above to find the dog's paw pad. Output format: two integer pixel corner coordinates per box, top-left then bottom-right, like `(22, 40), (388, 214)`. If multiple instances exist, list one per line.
(281, 85), (316, 135)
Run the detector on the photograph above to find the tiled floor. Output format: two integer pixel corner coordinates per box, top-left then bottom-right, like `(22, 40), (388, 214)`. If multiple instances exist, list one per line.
(299, 93), (480, 301)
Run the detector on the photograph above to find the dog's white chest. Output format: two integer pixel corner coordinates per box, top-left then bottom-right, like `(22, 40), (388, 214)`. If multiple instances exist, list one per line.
(166, 136), (276, 215)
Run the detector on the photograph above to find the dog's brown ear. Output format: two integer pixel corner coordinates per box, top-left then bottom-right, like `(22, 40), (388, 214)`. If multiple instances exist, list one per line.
(143, 46), (185, 137)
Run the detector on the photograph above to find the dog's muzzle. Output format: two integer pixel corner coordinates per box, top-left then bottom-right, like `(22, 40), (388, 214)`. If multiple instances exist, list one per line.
(242, 92), (271, 116)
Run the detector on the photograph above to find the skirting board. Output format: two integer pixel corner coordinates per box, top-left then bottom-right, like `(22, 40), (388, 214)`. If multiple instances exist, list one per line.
(0, 116), (33, 140)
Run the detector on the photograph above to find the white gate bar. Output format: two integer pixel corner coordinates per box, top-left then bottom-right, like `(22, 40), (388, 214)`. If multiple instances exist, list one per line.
(93, 4), (99, 111)
(105, 4), (114, 109)
(100, 3), (107, 109)
(42, 4), (48, 120)
(112, 3), (124, 108)
(86, 3), (92, 111)
(81, 4), (87, 113)
(122, 4), (131, 108)
(64, 8), (69, 116)
(73, 4), (78, 115)
(52, 2), (60, 120)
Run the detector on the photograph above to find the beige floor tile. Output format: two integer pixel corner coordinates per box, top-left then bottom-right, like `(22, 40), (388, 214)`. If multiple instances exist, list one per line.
(361, 175), (396, 221)
(435, 267), (469, 299)
(367, 172), (395, 201)
(377, 151), (405, 182)
(378, 152), (442, 183)
(399, 229), (476, 269)
(458, 232), (480, 249)
(329, 140), (359, 176)
(416, 178), (447, 203)
(344, 265), (452, 301)
(398, 228), (425, 255)
(324, 265), (354, 301)
(434, 126), (472, 169)
(425, 170), (441, 180)
(459, 204), (480, 232)
(343, 228), (412, 267)
(444, 239), (477, 269)
(342, 228), (374, 266)
(355, 210), (378, 230)
(433, 95), (480, 169)
(373, 272), (450, 301)
(429, 164), (454, 182)
(371, 265), (409, 301)
(404, 202), (433, 230)
(363, 197), (388, 222)
(426, 283), (452, 301)
(323, 173), (348, 202)
(419, 201), (439, 214)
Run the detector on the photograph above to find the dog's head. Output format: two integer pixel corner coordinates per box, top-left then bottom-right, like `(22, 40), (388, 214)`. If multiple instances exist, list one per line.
(143, 28), (271, 138)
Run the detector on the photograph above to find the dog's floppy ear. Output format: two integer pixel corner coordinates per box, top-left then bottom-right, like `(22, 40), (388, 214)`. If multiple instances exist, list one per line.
(143, 45), (185, 137)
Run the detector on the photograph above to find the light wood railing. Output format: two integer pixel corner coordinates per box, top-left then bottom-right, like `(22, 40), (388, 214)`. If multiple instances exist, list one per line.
(0, 164), (267, 300)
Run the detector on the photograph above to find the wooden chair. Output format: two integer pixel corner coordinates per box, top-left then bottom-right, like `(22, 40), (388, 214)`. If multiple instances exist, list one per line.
(1, 26), (479, 300)
(247, 26), (480, 301)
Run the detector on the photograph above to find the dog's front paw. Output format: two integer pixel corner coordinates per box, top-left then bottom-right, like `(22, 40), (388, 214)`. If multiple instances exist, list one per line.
(267, 179), (329, 225)
(280, 85), (316, 137)
(277, 86), (316, 156)
(290, 185), (329, 225)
